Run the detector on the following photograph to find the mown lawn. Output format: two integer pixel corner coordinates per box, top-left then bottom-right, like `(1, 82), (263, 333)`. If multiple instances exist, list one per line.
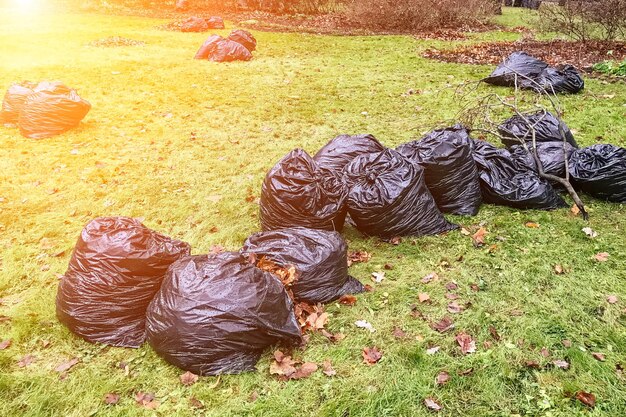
(1, 6), (625, 417)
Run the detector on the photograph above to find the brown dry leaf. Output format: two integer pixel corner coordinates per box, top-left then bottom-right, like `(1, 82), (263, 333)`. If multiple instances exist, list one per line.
(410, 304), (425, 319)
(389, 236), (402, 245)
(541, 347), (550, 358)
(575, 391), (596, 408)
(270, 350), (297, 377)
(362, 347), (383, 365)
(562, 339), (572, 348)
(348, 250), (371, 266)
(424, 397), (443, 411)
(18, 355), (35, 368)
(458, 368), (474, 376)
(135, 392), (159, 410)
(431, 317), (455, 333)
(489, 326), (501, 341)
(55, 358), (79, 373)
(447, 302), (463, 314)
(469, 283), (480, 292)
(180, 371), (199, 386)
(592, 352), (606, 362)
(594, 252), (610, 262)
(553, 359), (570, 370)
(435, 371), (450, 385)
(445, 293), (459, 300)
(339, 295), (357, 306)
(525, 222), (540, 228)
(320, 329), (345, 343)
(384, 263), (394, 270)
(421, 272), (439, 284)
(418, 293), (431, 303)
(189, 397), (204, 408)
(322, 359), (336, 377)
(571, 204), (581, 216)
(456, 332), (476, 354)
(607, 295), (619, 304)
(554, 264), (565, 275)
(0, 339), (11, 350)
(392, 326), (407, 339)
(290, 362), (318, 380)
(257, 256), (298, 287)
(104, 393), (120, 405)
(445, 282), (458, 291)
(460, 227), (471, 236)
(525, 360), (540, 369)
(471, 227), (487, 247)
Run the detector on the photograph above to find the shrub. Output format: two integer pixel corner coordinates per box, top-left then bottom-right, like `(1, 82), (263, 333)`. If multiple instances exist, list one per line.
(344, 0), (499, 32)
(593, 59), (626, 76)
(538, 0), (626, 42)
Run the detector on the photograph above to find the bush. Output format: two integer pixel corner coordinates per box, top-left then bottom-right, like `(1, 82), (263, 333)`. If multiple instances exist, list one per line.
(539, 0), (626, 42)
(344, 0), (498, 31)
(593, 59), (626, 76)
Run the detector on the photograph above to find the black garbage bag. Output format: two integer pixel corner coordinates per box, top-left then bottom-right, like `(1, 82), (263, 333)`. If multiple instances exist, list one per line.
(260, 149), (348, 232)
(56, 217), (191, 348)
(181, 16), (209, 32)
(509, 141), (575, 179)
(194, 34), (224, 59)
(484, 51), (548, 87)
(313, 134), (386, 173)
(227, 29), (257, 52)
(569, 144), (626, 203)
(146, 252), (302, 375)
(18, 88), (91, 139)
(1, 81), (36, 124)
(472, 140), (566, 210)
(210, 39), (253, 62)
(498, 111), (578, 148)
(396, 125), (482, 215)
(343, 149), (458, 238)
(528, 65), (584, 94)
(206, 16), (225, 29)
(241, 228), (364, 304)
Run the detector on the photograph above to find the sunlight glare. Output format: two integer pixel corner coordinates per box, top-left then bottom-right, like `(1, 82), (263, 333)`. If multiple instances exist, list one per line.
(12, 0), (42, 13)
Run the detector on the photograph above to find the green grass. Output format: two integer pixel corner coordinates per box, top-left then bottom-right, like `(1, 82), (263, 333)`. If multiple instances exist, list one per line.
(1, 6), (626, 417)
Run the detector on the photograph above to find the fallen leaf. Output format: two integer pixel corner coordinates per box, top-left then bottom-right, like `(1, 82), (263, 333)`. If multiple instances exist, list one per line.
(431, 317), (455, 333)
(290, 362), (318, 380)
(389, 236), (402, 245)
(456, 332), (476, 354)
(18, 355), (35, 368)
(320, 329), (345, 343)
(489, 326), (501, 341)
(458, 368), (474, 376)
(435, 371), (450, 385)
(525, 221), (540, 228)
(180, 371), (198, 386)
(447, 302), (462, 314)
(554, 264), (565, 274)
(571, 204), (580, 215)
(410, 304), (425, 319)
(355, 320), (376, 333)
(424, 397), (443, 411)
(426, 346), (440, 355)
(582, 227), (598, 238)
(270, 350), (297, 377)
(104, 393), (120, 405)
(592, 352), (606, 362)
(445, 293), (459, 300)
(594, 252), (609, 262)
(348, 250), (371, 266)
(189, 397), (204, 408)
(392, 326), (407, 339)
(418, 293), (430, 303)
(469, 283), (480, 292)
(362, 347), (382, 365)
(525, 360), (540, 369)
(472, 227), (487, 247)
(55, 358), (79, 373)
(135, 392), (159, 410)
(371, 271), (385, 283)
(541, 347), (550, 358)
(562, 339), (572, 348)
(575, 391), (596, 408)
(607, 295), (618, 304)
(384, 263), (394, 270)
(322, 359), (336, 376)
(421, 272), (439, 284)
(460, 227), (470, 236)
(0, 339), (11, 350)
(339, 295), (357, 306)
(553, 359), (570, 370)
(41, 340), (51, 348)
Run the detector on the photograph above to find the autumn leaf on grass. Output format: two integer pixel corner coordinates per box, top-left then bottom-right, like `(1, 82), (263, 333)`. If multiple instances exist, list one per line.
(488, 326), (501, 341)
(554, 264), (566, 275)
(55, 358), (80, 373)
(424, 397), (443, 411)
(180, 371), (198, 386)
(392, 326), (407, 339)
(339, 295), (357, 306)
(0, 339), (11, 350)
(418, 293), (431, 303)
(322, 360), (336, 377)
(471, 227), (487, 247)
(17, 355), (35, 368)
(320, 329), (345, 343)
(582, 227), (598, 238)
(592, 352), (606, 361)
(430, 317), (455, 333)
(135, 392), (159, 410)
(290, 362), (318, 380)
(447, 302), (463, 314)
(456, 332), (476, 354)
(575, 391), (596, 408)
(362, 347), (382, 365)
(257, 256), (298, 287)
(270, 350), (297, 378)
(553, 359), (570, 370)
(525, 221), (540, 228)
(371, 271), (385, 283)
(421, 272), (439, 284)
(435, 371), (450, 385)
(189, 397), (204, 409)
(355, 320), (376, 333)
(426, 346), (440, 355)
(607, 295), (618, 304)
(104, 393), (120, 405)
(594, 252), (609, 262)
(348, 250), (371, 266)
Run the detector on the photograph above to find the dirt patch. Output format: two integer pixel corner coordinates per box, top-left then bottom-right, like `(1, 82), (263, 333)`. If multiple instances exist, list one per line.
(423, 39), (626, 72)
(88, 36), (146, 47)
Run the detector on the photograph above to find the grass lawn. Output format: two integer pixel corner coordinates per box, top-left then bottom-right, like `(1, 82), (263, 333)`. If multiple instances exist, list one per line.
(1, 6), (625, 417)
